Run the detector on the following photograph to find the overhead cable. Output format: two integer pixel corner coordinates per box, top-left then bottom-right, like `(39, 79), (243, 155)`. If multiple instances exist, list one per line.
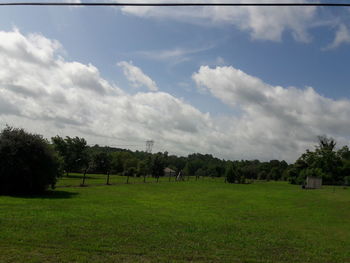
(1, 2), (350, 7)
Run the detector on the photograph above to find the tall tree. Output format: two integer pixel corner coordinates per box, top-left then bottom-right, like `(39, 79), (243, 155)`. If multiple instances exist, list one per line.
(150, 153), (165, 182)
(52, 136), (88, 176)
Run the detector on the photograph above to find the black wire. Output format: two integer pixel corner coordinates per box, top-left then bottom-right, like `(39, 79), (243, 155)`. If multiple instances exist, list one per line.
(1, 2), (350, 7)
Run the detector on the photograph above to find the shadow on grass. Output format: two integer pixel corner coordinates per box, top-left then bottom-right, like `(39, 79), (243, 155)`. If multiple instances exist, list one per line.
(7, 190), (79, 199)
(65, 174), (105, 179)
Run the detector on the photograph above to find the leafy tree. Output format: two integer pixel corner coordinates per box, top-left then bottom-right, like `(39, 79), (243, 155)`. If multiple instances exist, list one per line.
(92, 152), (112, 185)
(184, 161), (198, 177)
(51, 136), (88, 176)
(0, 127), (63, 194)
(268, 167), (281, 181)
(110, 152), (124, 174)
(92, 152), (112, 174)
(150, 153), (165, 182)
(195, 168), (206, 180)
(317, 135), (336, 151)
(290, 136), (343, 185)
(225, 162), (238, 183)
(138, 160), (149, 183)
(124, 167), (136, 184)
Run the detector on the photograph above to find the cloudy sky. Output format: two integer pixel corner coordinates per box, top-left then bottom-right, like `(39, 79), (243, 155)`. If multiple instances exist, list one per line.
(1, 1), (350, 162)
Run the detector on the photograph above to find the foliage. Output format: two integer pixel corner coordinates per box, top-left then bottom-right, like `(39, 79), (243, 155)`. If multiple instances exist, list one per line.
(150, 153), (165, 178)
(92, 152), (112, 174)
(137, 160), (149, 178)
(288, 135), (348, 185)
(225, 162), (238, 183)
(75, 144), (289, 181)
(51, 135), (88, 175)
(0, 127), (63, 194)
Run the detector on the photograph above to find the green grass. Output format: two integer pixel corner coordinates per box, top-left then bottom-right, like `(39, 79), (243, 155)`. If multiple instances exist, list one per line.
(1, 180), (350, 262)
(56, 173), (188, 187)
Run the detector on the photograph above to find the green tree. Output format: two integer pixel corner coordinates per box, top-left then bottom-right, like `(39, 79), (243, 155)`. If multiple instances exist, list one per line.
(290, 136), (343, 185)
(138, 160), (149, 183)
(150, 153), (165, 182)
(124, 167), (136, 184)
(0, 127), (63, 194)
(92, 152), (112, 184)
(51, 135), (88, 176)
(225, 162), (238, 183)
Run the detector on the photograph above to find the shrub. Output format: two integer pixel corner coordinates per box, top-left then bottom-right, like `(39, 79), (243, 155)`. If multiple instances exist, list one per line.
(0, 127), (63, 194)
(225, 162), (238, 183)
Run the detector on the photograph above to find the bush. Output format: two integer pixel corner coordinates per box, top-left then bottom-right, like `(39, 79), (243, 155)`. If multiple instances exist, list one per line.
(0, 127), (63, 194)
(225, 162), (238, 183)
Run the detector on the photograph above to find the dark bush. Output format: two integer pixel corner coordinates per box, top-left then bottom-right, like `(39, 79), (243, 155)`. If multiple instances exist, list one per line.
(0, 127), (63, 195)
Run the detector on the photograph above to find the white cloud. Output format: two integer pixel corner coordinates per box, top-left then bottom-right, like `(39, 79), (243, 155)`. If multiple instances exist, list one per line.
(117, 0), (317, 42)
(117, 61), (158, 91)
(0, 29), (214, 158)
(193, 65), (350, 160)
(135, 45), (213, 64)
(324, 24), (350, 50)
(1, 28), (350, 162)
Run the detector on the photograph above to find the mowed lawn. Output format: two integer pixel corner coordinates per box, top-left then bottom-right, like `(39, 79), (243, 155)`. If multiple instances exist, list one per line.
(1, 180), (350, 263)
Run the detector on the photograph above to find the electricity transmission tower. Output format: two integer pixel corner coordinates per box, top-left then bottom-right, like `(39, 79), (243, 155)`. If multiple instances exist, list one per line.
(145, 140), (154, 153)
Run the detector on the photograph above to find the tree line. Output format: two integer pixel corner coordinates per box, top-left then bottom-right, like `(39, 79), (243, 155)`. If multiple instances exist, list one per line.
(50, 135), (290, 182)
(1, 126), (349, 194)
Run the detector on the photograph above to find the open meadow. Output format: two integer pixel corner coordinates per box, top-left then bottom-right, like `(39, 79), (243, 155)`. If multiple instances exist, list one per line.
(1, 178), (350, 263)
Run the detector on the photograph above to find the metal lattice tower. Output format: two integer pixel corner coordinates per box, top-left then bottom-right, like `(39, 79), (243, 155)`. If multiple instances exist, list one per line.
(145, 140), (154, 153)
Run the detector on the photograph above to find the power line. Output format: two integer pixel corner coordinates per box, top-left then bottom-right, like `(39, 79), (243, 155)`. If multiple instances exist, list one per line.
(1, 2), (350, 7)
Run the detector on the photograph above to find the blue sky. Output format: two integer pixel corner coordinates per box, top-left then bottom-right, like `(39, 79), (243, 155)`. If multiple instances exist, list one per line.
(1, 2), (350, 161)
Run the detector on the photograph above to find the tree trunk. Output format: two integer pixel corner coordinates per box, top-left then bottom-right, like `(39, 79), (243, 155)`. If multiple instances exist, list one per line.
(143, 175), (146, 183)
(106, 172), (110, 185)
(81, 168), (88, 186)
(127, 175), (130, 184)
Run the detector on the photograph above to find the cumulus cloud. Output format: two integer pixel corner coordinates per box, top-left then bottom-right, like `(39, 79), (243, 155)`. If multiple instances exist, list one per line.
(193, 65), (350, 160)
(1, 28), (350, 162)
(117, 0), (317, 42)
(0, 29), (214, 158)
(324, 24), (350, 50)
(118, 61), (158, 91)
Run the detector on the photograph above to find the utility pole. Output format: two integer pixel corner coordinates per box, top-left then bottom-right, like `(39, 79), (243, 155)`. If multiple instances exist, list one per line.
(145, 140), (154, 153)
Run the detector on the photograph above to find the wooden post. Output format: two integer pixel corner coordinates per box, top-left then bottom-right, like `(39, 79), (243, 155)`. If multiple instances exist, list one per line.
(143, 175), (146, 183)
(126, 175), (130, 184)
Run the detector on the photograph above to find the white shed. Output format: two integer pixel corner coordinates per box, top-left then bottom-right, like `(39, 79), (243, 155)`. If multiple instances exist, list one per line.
(164, 167), (176, 177)
(306, 176), (322, 189)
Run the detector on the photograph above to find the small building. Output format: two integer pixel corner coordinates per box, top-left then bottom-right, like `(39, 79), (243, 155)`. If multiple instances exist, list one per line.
(164, 167), (176, 177)
(305, 176), (322, 189)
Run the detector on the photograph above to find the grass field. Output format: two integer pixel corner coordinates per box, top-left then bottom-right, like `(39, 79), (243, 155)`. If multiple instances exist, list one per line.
(56, 173), (181, 187)
(1, 179), (350, 263)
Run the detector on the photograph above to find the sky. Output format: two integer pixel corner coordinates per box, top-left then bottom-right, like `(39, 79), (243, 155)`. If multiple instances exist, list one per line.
(0, 0), (350, 162)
